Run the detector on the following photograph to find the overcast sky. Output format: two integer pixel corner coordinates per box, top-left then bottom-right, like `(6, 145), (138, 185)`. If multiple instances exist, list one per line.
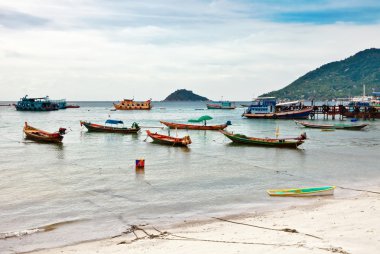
(1, 0), (380, 101)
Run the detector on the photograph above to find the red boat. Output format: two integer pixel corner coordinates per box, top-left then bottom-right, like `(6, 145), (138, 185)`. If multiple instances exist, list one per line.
(146, 130), (191, 146)
(23, 122), (66, 143)
(160, 121), (230, 131)
(65, 105), (80, 108)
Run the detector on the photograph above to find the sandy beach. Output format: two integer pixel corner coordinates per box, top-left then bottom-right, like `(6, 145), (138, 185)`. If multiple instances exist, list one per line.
(27, 188), (380, 254)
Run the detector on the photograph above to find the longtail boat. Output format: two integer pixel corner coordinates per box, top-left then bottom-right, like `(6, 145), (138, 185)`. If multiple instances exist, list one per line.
(23, 122), (66, 143)
(160, 121), (230, 130)
(80, 120), (140, 134)
(220, 130), (306, 148)
(295, 121), (368, 130)
(267, 186), (335, 197)
(160, 115), (231, 131)
(146, 130), (191, 146)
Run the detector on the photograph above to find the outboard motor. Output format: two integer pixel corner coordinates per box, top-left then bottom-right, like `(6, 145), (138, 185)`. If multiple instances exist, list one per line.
(299, 132), (307, 140)
(59, 128), (67, 135)
(226, 120), (232, 126)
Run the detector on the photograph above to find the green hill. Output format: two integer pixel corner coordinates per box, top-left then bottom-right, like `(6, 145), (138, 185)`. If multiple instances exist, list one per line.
(164, 89), (209, 101)
(261, 48), (380, 100)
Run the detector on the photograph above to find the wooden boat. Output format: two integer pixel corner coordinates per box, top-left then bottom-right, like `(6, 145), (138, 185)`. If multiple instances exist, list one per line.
(295, 121), (368, 130)
(220, 130), (306, 148)
(146, 130), (191, 146)
(113, 99), (152, 110)
(160, 121), (229, 131)
(23, 122), (66, 143)
(267, 186), (335, 197)
(80, 120), (140, 134)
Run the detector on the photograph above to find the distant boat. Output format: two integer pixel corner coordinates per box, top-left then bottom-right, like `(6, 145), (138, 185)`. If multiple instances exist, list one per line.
(146, 130), (191, 146)
(160, 116), (231, 131)
(80, 120), (140, 134)
(23, 122), (66, 143)
(220, 130), (306, 148)
(295, 121), (368, 130)
(113, 99), (152, 110)
(65, 105), (80, 109)
(15, 95), (66, 111)
(207, 101), (236, 109)
(267, 186), (335, 197)
(242, 97), (313, 119)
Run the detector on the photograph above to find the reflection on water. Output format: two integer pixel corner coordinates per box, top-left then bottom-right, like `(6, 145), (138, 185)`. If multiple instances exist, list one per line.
(135, 167), (145, 181)
(0, 101), (379, 254)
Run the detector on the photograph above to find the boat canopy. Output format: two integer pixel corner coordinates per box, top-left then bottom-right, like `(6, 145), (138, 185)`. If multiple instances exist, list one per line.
(188, 115), (213, 123)
(105, 119), (123, 125)
(373, 92), (380, 96)
(276, 100), (303, 106)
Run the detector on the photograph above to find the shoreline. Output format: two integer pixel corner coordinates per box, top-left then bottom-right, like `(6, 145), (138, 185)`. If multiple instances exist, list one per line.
(25, 187), (380, 254)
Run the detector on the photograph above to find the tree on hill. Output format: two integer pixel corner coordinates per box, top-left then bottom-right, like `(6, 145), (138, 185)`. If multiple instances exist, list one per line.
(261, 48), (380, 100)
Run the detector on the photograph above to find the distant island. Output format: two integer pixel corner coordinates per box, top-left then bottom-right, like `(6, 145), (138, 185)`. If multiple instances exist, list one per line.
(261, 48), (380, 100)
(164, 89), (209, 101)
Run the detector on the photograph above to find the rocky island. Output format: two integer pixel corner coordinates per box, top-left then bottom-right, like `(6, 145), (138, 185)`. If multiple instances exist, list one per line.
(164, 89), (209, 101)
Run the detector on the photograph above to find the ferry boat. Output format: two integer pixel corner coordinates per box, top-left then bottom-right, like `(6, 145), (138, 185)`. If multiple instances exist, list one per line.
(15, 95), (66, 111)
(113, 99), (152, 110)
(242, 97), (313, 119)
(207, 101), (236, 109)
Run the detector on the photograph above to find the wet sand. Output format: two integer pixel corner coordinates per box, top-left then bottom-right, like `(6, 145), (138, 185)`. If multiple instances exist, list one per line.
(27, 187), (380, 254)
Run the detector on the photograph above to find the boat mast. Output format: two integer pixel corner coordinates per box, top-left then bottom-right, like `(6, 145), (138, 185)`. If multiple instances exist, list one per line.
(363, 84), (366, 99)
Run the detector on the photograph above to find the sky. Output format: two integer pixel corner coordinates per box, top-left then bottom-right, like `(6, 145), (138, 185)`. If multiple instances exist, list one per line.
(1, 0), (380, 101)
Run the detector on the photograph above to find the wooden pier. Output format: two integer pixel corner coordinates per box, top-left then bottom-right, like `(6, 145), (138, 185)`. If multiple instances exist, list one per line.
(309, 105), (379, 120)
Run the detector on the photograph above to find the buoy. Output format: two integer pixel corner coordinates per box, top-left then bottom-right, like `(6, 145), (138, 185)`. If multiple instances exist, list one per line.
(135, 159), (145, 168)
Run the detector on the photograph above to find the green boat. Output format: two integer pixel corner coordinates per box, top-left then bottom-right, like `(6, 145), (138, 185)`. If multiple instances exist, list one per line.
(220, 130), (306, 148)
(267, 186), (335, 197)
(295, 121), (368, 130)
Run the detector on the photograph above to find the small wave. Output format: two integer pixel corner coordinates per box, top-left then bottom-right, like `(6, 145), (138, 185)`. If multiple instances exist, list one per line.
(0, 228), (44, 239)
(0, 219), (84, 240)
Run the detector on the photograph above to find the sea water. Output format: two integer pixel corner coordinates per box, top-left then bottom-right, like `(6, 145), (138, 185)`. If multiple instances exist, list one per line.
(0, 101), (379, 253)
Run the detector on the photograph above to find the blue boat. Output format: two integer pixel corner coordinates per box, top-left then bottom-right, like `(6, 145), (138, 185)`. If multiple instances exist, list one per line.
(207, 101), (236, 109)
(242, 97), (313, 119)
(15, 95), (66, 111)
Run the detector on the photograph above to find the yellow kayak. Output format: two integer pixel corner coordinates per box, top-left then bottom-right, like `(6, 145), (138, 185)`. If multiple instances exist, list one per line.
(267, 186), (335, 197)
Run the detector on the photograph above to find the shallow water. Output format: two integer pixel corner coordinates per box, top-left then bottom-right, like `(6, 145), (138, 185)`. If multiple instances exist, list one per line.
(0, 101), (379, 253)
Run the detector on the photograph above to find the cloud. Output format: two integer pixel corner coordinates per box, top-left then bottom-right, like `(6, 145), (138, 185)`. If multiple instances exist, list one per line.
(0, 1), (380, 100)
(0, 8), (49, 28)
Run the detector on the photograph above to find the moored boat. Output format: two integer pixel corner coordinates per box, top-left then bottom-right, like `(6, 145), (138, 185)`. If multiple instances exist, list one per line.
(65, 105), (80, 108)
(15, 95), (62, 111)
(113, 99), (152, 110)
(23, 122), (66, 143)
(207, 101), (236, 109)
(267, 186), (335, 197)
(146, 130), (191, 146)
(160, 115), (231, 131)
(295, 121), (368, 130)
(80, 120), (140, 134)
(220, 130), (306, 148)
(160, 121), (230, 130)
(242, 97), (313, 119)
